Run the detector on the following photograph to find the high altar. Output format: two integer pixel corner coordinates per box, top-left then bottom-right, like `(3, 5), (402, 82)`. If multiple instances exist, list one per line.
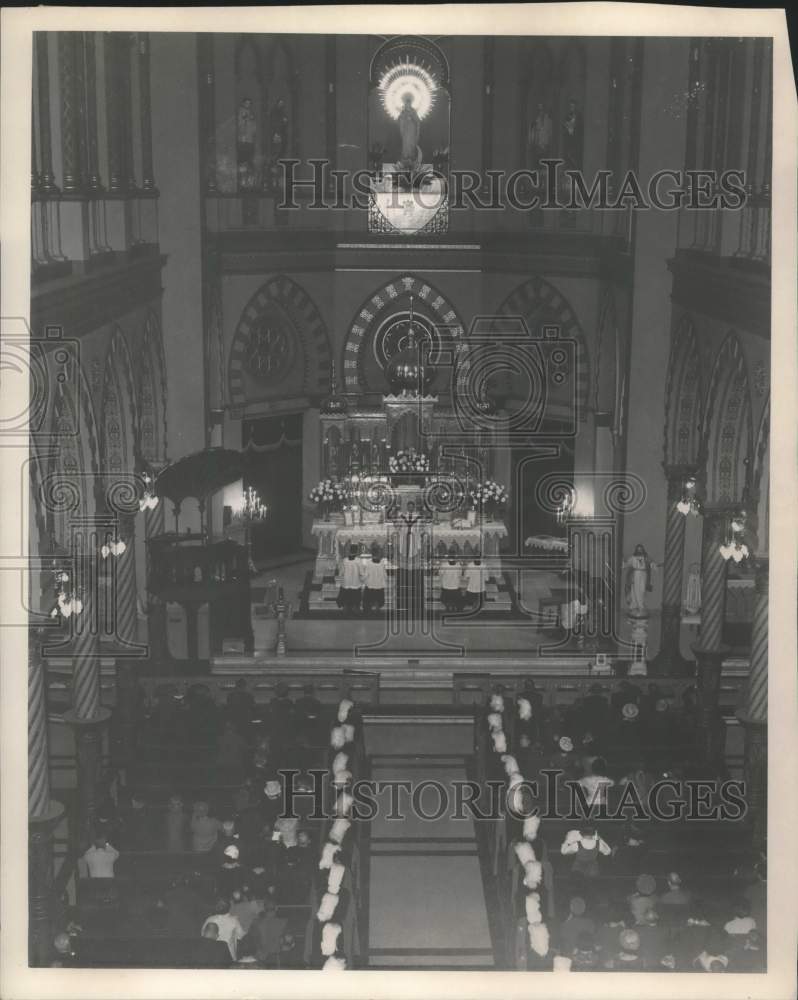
(309, 317), (511, 610)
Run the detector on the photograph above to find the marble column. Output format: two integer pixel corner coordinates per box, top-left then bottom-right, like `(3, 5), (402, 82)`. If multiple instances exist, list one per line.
(29, 642), (65, 967)
(697, 506), (732, 652)
(63, 535), (110, 849)
(58, 32), (84, 195)
(652, 464), (696, 675)
(737, 559), (768, 848)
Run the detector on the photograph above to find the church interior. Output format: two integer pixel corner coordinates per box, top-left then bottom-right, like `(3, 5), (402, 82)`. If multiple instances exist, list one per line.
(26, 31), (771, 972)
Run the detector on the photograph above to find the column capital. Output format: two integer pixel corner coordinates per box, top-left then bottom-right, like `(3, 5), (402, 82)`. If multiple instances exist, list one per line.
(662, 462), (699, 483)
(692, 644), (731, 663)
(29, 799), (65, 830)
(63, 706), (112, 730)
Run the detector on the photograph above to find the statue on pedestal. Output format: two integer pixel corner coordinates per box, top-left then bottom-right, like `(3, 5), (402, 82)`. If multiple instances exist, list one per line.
(623, 544), (660, 617)
(398, 93), (422, 170)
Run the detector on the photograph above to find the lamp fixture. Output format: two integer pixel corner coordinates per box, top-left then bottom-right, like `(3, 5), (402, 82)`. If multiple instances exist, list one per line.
(676, 476), (702, 517)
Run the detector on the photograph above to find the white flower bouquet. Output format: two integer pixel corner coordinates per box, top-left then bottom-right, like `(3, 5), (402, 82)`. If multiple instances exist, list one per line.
(469, 479), (508, 511)
(309, 479), (348, 509)
(388, 449), (430, 474)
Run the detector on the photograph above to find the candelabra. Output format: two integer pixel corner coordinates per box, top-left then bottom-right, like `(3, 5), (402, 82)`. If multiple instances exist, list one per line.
(719, 510), (750, 563)
(676, 476), (702, 517)
(232, 487), (269, 568)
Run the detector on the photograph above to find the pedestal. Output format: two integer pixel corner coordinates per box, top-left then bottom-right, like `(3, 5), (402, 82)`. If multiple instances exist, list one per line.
(651, 604), (692, 676)
(63, 707), (111, 850)
(29, 800), (66, 967)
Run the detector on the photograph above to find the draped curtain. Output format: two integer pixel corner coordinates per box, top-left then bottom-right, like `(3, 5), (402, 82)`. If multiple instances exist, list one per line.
(242, 415), (303, 560)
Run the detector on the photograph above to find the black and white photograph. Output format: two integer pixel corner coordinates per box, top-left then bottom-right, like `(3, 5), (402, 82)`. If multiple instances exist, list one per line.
(1, 5), (796, 999)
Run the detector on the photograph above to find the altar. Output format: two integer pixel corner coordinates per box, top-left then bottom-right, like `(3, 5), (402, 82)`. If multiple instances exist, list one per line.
(311, 515), (508, 582)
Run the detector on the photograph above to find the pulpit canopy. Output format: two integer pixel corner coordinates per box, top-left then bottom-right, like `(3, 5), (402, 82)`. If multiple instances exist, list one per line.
(155, 448), (244, 504)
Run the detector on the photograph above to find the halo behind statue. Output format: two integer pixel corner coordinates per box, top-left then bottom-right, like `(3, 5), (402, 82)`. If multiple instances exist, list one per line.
(378, 61), (438, 120)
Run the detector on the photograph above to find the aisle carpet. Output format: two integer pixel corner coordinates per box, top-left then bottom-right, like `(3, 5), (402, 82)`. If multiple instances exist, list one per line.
(364, 720), (497, 969)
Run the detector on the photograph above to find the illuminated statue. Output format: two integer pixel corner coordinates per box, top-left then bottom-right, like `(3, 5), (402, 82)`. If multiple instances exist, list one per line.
(398, 93), (422, 167)
(623, 544), (660, 616)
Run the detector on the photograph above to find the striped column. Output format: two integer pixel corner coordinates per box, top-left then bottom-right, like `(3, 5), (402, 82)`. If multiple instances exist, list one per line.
(653, 465), (695, 675)
(63, 528), (110, 849)
(144, 498), (168, 659)
(739, 559), (768, 848)
(70, 529), (101, 719)
(28, 639), (65, 967)
(697, 507), (731, 652)
(115, 516), (138, 648)
(29, 646), (52, 819)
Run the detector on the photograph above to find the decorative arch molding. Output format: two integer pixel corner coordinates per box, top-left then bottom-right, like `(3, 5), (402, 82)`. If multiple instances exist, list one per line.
(101, 329), (139, 482)
(663, 315), (703, 466)
(496, 276), (590, 416)
(137, 311), (169, 468)
(342, 273), (465, 393)
(752, 393), (770, 550)
(752, 392), (770, 498)
(702, 332), (754, 505)
(228, 275), (331, 410)
(44, 364), (101, 544)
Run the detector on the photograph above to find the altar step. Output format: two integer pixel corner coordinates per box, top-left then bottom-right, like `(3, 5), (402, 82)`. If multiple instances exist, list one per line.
(303, 574), (514, 615)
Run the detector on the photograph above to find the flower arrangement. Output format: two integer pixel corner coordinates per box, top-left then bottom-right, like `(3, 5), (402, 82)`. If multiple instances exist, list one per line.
(469, 479), (508, 511)
(51, 570), (83, 619)
(388, 449), (430, 475)
(309, 479), (348, 509)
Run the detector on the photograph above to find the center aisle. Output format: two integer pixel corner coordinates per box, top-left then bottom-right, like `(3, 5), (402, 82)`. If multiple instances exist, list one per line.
(362, 716), (498, 970)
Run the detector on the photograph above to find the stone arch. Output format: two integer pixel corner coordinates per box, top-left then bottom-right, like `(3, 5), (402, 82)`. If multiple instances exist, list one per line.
(100, 329), (139, 484)
(518, 41), (556, 168)
(228, 275), (331, 411)
(702, 332), (754, 505)
(44, 362), (101, 546)
(751, 393), (770, 550)
(342, 273), (465, 393)
(137, 311), (168, 467)
(663, 315), (703, 466)
(496, 276), (590, 418)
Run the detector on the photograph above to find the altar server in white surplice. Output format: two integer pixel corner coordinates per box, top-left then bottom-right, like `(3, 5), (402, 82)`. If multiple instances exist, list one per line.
(439, 552), (464, 611)
(464, 555), (487, 610)
(337, 544), (365, 614)
(362, 543), (388, 614)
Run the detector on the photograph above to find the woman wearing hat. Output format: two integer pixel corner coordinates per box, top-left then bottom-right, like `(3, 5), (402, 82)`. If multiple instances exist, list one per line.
(604, 928), (644, 970)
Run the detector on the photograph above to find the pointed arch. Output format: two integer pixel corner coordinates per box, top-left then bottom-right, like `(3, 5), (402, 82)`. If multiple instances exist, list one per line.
(341, 273), (465, 394)
(100, 328), (139, 482)
(518, 40), (556, 168)
(496, 276), (590, 417)
(228, 274), (331, 410)
(752, 393), (770, 550)
(663, 315), (703, 466)
(702, 332), (753, 504)
(137, 311), (168, 467)
(43, 362), (101, 545)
